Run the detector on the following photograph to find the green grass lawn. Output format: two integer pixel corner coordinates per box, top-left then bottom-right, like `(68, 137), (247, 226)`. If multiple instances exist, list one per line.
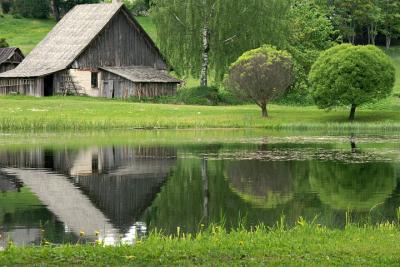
(0, 96), (398, 132)
(2, 224), (400, 266)
(136, 16), (157, 42)
(0, 15), (56, 54)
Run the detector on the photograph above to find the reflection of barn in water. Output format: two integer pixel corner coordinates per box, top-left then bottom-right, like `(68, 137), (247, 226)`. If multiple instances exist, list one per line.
(65, 146), (177, 230)
(0, 146), (177, 241)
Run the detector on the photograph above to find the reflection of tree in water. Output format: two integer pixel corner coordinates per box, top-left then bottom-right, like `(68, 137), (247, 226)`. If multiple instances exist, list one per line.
(143, 159), (206, 234)
(226, 161), (294, 208)
(144, 158), (312, 233)
(309, 161), (397, 211)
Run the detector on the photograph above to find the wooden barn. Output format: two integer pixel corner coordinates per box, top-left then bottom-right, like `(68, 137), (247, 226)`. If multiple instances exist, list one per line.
(0, 2), (180, 97)
(0, 47), (24, 73)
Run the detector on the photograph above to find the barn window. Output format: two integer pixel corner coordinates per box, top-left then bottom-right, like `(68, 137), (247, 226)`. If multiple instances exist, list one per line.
(91, 72), (98, 88)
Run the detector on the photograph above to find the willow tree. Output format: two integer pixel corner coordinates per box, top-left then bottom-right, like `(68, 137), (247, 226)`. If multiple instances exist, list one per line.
(151, 0), (291, 86)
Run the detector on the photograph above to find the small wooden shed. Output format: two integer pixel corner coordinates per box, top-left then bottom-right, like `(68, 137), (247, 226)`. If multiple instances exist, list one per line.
(99, 66), (179, 98)
(0, 3), (180, 97)
(0, 47), (24, 73)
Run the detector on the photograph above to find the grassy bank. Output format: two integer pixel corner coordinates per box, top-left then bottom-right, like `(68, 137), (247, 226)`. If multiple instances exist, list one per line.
(2, 223), (400, 266)
(0, 96), (399, 132)
(0, 15), (56, 54)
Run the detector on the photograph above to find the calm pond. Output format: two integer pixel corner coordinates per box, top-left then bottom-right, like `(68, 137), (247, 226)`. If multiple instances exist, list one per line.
(0, 130), (399, 248)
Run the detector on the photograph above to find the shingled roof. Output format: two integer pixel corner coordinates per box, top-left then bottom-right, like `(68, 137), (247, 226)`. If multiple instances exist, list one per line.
(0, 47), (23, 65)
(0, 3), (163, 78)
(101, 66), (181, 83)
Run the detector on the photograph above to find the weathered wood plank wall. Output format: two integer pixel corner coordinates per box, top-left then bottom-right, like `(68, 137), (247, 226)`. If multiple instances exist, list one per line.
(0, 63), (19, 73)
(73, 10), (166, 70)
(0, 78), (43, 96)
(0, 149), (46, 168)
(100, 71), (177, 98)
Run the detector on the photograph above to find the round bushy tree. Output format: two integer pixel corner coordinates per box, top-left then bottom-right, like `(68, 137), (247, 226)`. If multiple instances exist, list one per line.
(309, 44), (395, 121)
(225, 45), (294, 117)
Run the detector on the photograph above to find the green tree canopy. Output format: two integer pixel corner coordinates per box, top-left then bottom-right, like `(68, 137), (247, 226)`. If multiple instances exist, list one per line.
(225, 45), (294, 117)
(151, 0), (291, 86)
(378, 0), (400, 50)
(309, 44), (395, 121)
(284, 0), (335, 104)
(14, 0), (51, 19)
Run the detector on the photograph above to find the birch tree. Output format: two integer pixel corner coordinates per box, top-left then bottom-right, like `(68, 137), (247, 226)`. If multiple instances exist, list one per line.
(152, 0), (291, 86)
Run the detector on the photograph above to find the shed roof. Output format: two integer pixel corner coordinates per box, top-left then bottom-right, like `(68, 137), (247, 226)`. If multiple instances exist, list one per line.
(0, 3), (165, 78)
(101, 66), (181, 83)
(0, 47), (23, 65)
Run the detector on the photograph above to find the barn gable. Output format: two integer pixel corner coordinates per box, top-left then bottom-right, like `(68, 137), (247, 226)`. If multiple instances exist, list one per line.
(73, 7), (166, 70)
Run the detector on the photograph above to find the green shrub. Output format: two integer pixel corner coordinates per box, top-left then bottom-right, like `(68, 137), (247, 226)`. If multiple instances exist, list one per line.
(176, 86), (221, 106)
(124, 86), (244, 106)
(217, 88), (245, 105)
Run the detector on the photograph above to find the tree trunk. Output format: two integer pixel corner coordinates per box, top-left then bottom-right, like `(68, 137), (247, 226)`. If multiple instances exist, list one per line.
(386, 36), (391, 50)
(368, 24), (377, 45)
(200, 25), (210, 87)
(51, 0), (60, 21)
(349, 104), (357, 121)
(367, 28), (371, 44)
(348, 34), (355, 45)
(347, 25), (355, 44)
(261, 103), (268, 118)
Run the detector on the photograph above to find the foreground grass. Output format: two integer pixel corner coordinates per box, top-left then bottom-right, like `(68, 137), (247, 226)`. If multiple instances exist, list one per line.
(0, 96), (399, 132)
(2, 224), (400, 266)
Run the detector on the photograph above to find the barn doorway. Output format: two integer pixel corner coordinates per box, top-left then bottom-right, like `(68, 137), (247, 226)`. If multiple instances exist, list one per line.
(104, 80), (114, 98)
(44, 74), (54, 96)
